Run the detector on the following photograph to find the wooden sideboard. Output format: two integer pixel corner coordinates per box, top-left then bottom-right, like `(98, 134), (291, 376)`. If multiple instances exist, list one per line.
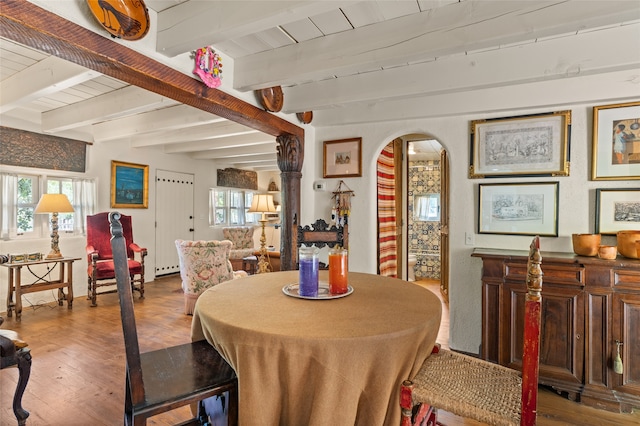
(472, 248), (640, 413)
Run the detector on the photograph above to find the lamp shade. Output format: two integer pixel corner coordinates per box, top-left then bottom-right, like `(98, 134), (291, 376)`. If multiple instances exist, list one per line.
(34, 194), (74, 213)
(248, 194), (276, 214)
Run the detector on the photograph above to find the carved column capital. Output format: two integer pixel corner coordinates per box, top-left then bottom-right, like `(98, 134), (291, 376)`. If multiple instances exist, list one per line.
(277, 133), (303, 173)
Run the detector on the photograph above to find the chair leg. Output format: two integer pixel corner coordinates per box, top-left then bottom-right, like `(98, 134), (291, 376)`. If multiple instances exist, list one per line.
(13, 348), (31, 426)
(91, 281), (98, 307)
(132, 275), (145, 299)
(228, 386), (238, 426)
(124, 373), (139, 426)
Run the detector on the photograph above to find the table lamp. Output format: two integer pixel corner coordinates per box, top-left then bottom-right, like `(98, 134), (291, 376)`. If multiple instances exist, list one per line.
(35, 193), (75, 259)
(248, 194), (276, 274)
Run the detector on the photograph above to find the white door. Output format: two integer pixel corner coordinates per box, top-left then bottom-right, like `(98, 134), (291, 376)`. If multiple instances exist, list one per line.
(155, 170), (194, 276)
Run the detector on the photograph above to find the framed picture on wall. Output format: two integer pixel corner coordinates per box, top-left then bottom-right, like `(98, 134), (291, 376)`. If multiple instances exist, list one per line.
(595, 188), (640, 234)
(478, 182), (559, 236)
(110, 160), (149, 208)
(323, 138), (362, 178)
(469, 110), (571, 178)
(591, 101), (640, 180)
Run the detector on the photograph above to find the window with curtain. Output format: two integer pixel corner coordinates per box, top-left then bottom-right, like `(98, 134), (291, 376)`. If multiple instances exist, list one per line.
(210, 188), (257, 226)
(0, 172), (96, 239)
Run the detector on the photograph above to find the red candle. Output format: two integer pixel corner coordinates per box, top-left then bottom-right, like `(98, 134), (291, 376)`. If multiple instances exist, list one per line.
(329, 248), (348, 294)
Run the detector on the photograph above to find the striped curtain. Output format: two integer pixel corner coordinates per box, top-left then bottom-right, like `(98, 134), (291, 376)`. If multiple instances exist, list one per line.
(377, 142), (397, 277)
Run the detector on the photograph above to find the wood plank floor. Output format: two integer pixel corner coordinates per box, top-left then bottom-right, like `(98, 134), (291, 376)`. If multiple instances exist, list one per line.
(1, 275), (638, 425)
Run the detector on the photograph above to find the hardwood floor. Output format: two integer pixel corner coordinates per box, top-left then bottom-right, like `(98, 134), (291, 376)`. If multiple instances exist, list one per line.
(1, 275), (638, 425)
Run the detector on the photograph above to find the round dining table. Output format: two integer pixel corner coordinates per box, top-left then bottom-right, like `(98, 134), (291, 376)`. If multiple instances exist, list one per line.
(191, 270), (442, 426)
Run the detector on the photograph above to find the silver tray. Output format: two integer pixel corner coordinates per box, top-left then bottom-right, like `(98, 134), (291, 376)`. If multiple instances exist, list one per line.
(282, 282), (353, 300)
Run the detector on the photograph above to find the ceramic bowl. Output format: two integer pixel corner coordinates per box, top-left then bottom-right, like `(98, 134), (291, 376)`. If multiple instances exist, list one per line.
(617, 230), (640, 259)
(572, 233), (601, 256)
(598, 245), (618, 260)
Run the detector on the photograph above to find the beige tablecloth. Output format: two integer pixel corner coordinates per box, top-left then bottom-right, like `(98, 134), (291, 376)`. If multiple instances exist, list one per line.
(191, 271), (441, 426)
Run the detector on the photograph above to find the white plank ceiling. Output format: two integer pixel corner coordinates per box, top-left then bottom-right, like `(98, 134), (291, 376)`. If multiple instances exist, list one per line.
(1, 0), (639, 170)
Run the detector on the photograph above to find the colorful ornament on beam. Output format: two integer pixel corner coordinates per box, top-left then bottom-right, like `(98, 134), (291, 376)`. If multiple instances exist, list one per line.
(193, 46), (222, 88)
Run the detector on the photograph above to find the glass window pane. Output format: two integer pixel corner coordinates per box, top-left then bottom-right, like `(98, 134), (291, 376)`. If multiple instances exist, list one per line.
(230, 191), (242, 207)
(59, 213), (74, 231)
(47, 179), (59, 193)
(229, 209), (240, 224)
(215, 208), (225, 225)
(215, 191), (226, 207)
(17, 177), (34, 204)
(17, 207), (34, 233)
(61, 181), (73, 202)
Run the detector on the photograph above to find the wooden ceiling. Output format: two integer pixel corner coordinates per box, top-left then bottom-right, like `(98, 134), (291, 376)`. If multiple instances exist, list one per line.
(1, 0), (638, 170)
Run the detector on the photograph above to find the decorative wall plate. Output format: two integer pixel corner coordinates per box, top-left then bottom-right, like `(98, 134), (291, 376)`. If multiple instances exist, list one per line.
(296, 111), (313, 124)
(86, 0), (150, 41)
(259, 86), (284, 112)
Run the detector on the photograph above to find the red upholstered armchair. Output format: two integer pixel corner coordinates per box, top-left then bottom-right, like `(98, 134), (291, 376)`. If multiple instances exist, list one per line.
(86, 212), (147, 306)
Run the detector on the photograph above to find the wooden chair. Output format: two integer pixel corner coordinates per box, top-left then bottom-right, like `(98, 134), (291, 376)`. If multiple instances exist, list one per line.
(86, 212), (147, 306)
(295, 217), (348, 269)
(0, 318), (31, 426)
(401, 236), (542, 426)
(109, 212), (238, 425)
(296, 218), (348, 250)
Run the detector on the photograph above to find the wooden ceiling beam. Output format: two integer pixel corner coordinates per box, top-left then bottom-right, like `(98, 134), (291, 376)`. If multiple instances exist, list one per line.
(0, 0), (303, 142)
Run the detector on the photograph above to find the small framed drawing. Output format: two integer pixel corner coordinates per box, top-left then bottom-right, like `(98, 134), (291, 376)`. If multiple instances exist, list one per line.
(478, 182), (559, 236)
(469, 110), (571, 178)
(323, 138), (362, 178)
(591, 101), (640, 180)
(595, 188), (640, 234)
(111, 160), (149, 208)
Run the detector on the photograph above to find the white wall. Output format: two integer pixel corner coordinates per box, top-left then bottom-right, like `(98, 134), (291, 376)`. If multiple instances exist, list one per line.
(312, 94), (638, 353)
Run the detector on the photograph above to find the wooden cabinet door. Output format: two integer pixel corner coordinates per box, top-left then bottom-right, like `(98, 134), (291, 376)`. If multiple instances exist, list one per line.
(612, 291), (640, 407)
(502, 281), (584, 389)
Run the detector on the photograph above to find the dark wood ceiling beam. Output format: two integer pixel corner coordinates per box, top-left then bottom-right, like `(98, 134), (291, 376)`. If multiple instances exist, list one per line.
(0, 0), (303, 141)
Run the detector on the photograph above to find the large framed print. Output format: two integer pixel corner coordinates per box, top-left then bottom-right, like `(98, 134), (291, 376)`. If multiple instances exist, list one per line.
(591, 101), (640, 180)
(478, 182), (559, 236)
(469, 110), (571, 178)
(323, 138), (362, 178)
(111, 160), (149, 208)
(595, 188), (640, 234)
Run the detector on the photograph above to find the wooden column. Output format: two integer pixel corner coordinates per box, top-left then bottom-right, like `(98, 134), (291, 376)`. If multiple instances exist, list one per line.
(276, 133), (303, 271)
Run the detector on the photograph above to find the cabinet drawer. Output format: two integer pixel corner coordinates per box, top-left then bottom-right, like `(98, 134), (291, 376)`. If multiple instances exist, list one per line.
(614, 268), (640, 290)
(505, 262), (584, 286)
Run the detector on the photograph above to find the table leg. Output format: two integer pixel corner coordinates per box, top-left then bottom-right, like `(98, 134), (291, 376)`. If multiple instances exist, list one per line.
(66, 261), (74, 309)
(7, 267), (14, 317)
(57, 262), (64, 306)
(15, 266), (22, 321)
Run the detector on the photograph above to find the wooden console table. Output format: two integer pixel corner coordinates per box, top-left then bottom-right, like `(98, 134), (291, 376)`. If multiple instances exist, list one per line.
(2, 257), (79, 321)
(472, 248), (640, 413)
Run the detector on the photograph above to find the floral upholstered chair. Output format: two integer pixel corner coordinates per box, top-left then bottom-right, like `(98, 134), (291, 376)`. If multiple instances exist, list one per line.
(222, 226), (256, 270)
(175, 240), (247, 315)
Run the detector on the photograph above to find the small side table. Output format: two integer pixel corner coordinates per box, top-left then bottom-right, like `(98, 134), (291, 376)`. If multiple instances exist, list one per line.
(242, 255), (258, 275)
(1, 257), (79, 320)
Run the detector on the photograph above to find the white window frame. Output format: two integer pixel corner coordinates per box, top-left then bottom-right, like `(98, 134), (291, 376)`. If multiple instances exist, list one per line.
(210, 188), (258, 226)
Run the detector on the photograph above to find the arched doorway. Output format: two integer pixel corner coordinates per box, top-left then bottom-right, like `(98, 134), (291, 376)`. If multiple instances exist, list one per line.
(376, 134), (449, 301)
